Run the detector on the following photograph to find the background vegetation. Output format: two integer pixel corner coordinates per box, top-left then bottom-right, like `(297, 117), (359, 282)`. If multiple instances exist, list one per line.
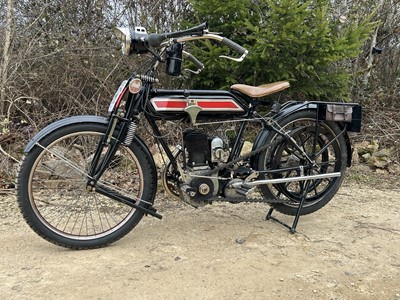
(1, 0), (399, 187)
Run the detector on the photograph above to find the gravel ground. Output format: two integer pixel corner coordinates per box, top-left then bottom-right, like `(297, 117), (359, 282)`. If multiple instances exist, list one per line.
(0, 166), (399, 300)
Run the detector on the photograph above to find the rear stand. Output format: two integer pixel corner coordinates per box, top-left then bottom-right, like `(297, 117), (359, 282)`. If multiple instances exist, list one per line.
(265, 181), (310, 233)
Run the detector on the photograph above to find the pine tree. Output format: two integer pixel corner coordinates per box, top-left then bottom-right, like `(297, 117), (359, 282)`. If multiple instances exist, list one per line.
(187, 0), (376, 101)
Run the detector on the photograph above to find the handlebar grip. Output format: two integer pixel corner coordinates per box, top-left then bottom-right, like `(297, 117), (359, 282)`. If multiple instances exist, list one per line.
(221, 37), (247, 55)
(148, 33), (167, 48)
(185, 52), (204, 70)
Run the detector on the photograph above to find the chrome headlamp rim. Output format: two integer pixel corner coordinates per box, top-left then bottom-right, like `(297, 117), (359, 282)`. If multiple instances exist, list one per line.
(113, 27), (131, 55)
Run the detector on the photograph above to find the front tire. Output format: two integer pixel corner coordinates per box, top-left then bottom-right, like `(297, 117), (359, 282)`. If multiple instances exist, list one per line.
(17, 123), (156, 249)
(257, 110), (348, 216)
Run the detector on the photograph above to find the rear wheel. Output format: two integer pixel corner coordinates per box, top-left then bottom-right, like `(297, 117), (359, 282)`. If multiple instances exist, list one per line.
(257, 110), (347, 216)
(17, 123), (156, 249)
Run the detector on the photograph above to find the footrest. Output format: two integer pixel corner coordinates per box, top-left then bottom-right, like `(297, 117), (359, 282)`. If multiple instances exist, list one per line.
(235, 183), (255, 196)
(146, 206), (163, 220)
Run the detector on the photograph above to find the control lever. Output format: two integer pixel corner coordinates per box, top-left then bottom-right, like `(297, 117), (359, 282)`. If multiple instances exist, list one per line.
(177, 34), (249, 63)
(183, 51), (205, 74)
(219, 37), (249, 62)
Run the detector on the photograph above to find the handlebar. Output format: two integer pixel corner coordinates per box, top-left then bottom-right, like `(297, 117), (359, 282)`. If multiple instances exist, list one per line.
(114, 22), (248, 63)
(148, 22), (248, 61)
(148, 22), (208, 48)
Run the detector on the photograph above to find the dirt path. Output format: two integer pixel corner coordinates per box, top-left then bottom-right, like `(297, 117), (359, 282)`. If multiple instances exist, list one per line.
(1, 171), (400, 299)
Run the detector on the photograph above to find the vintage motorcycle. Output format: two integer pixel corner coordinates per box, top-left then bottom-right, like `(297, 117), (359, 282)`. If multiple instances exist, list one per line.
(16, 22), (361, 249)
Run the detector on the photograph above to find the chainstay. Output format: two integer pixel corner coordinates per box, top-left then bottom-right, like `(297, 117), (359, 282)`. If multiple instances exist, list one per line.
(209, 195), (289, 204)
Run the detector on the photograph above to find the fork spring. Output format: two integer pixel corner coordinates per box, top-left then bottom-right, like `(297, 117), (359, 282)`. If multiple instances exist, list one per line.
(123, 122), (137, 146)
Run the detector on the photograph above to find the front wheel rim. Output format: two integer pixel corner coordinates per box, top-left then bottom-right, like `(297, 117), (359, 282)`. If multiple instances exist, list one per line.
(27, 130), (144, 241)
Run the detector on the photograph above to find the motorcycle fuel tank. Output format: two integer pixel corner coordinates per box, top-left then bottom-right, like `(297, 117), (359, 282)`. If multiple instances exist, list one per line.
(149, 89), (247, 120)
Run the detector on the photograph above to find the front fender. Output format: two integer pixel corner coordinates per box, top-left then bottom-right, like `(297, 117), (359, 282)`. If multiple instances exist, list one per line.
(251, 102), (353, 167)
(24, 115), (158, 206)
(25, 114), (156, 172)
(25, 116), (109, 153)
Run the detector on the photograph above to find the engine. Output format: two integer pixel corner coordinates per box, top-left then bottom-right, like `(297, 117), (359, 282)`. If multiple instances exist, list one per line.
(181, 129), (229, 204)
(183, 128), (227, 169)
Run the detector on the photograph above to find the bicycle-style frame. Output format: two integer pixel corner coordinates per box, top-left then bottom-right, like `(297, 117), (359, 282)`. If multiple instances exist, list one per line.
(86, 51), (360, 231)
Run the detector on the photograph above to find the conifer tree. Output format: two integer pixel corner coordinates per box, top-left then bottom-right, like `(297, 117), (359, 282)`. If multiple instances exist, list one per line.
(188, 0), (376, 101)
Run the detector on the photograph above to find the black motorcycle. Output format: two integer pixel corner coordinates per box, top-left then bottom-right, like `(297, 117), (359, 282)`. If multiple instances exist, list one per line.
(16, 22), (361, 249)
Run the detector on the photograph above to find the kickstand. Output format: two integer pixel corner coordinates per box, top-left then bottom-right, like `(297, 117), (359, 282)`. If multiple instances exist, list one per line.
(265, 181), (310, 233)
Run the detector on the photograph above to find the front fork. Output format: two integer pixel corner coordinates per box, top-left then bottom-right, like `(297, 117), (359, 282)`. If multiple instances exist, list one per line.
(83, 111), (162, 219)
(88, 79), (148, 184)
(87, 109), (131, 184)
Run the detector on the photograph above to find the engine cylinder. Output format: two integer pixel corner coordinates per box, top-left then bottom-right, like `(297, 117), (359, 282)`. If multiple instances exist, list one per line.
(183, 129), (209, 167)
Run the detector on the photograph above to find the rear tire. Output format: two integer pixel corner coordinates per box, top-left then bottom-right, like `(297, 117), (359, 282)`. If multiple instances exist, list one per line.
(257, 110), (347, 216)
(17, 123), (156, 249)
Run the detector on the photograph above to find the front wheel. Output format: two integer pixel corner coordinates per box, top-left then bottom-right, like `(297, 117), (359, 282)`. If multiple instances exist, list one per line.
(17, 122), (157, 249)
(257, 110), (348, 216)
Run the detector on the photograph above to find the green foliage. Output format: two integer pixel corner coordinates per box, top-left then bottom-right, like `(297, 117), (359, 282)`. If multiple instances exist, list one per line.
(187, 0), (377, 101)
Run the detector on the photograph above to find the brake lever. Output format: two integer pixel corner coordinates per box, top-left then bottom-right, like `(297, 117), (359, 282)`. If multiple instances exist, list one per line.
(203, 30), (222, 35)
(218, 37), (249, 62)
(175, 34), (249, 63)
(219, 51), (248, 62)
(183, 51), (205, 74)
(184, 68), (203, 75)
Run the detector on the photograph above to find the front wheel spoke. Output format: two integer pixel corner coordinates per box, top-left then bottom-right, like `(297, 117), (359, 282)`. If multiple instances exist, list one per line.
(56, 196), (83, 233)
(79, 205), (88, 236)
(93, 194), (105, 233)
(36, 142), (92, 180)
(88, 199), (96, 235)
(70, 206), (83, 235)
(44, 196), (80, 227)
(96, 179), (147, 206)
(20, 126), (154, 249)
(97, 178), (138, 198)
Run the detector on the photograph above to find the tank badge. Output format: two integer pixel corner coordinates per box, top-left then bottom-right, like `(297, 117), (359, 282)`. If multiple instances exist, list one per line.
(184, 99), (203, 125)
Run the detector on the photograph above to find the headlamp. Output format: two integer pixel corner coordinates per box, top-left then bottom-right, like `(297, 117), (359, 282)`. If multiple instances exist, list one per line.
(113, 27), (149, 55)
